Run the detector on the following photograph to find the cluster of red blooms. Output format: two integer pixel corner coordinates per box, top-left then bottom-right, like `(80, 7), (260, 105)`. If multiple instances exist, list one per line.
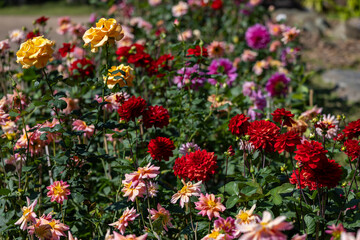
(58, 43), (75, 58)
(34, 16), (49, 25)
(290, 140), (342, 190)
(117, 96), (170, 129)
(69, 58), (95, 80)
(116, 44), (173, 77)
(26, 31), (41, 40)
(340, 119), (360, 161)
(187, 46), (208, 58)
(173, 149), (218, 181)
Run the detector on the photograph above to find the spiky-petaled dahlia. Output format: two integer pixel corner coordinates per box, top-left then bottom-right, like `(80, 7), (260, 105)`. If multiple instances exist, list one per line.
(245, 24), (271, 49)
(228, 114), (250, 137)
(179, 142), (201, 155)
(143, 105), (170, 129)
(15, 197), (37, 230)
(46, 180), (71, 204)
(109, 207), (139, 234)
(274, 131), (301, 154)
(294, 140), (328, 170)
(271, 108), (295, 127)
(343, 139), (360, 161)
(117, 96), (147, 122)
(148, 137), (175, 161)
(315, 114), (339, 139)
(343, 119), (360, 139)
(149, 203), (174, 231)
(194, 193), (226, 220)
(173, 149), (218, 181)
(247, 120), (280, 152)
(171, 179), (202, 208)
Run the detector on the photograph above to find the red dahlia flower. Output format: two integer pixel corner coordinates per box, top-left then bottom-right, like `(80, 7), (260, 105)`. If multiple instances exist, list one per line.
(148, 137), (175, 161)
(271, 108), (295, 127)
(247, 120), (280, 152)
(343, 139), (360, 161)
(58, 43), (75, 57)
(211, 0), (223, 10)
(146, 54), (174, 77)
(228, 114), (250, 137)
(187, 46), (208, 57)
(143, 105), (170, 129)
(35, 16), (49, 25)
(173, 149), (218, 181)
(69, 58), (95, 80)
(117, 96), (147, 122)
(343, 119), (360, 139)
(290, 159), (342, 190)
(26, 31), (40, 40)
(274, 131), (301, 154)
(116, 44), (153, 68)
(294, 140), (328, 170)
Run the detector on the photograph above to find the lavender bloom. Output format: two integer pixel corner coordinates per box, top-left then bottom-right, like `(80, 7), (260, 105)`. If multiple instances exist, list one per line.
(265, 73), (290, 97)
(173, 64), (205, 90)
(207, 58), (238, 86)
(245, 24), (271, 49)
(242, 81), (256, 98)
(248, 90), (266, 120)
(281, 47), (300, 66)
(179, 142), (201, 155)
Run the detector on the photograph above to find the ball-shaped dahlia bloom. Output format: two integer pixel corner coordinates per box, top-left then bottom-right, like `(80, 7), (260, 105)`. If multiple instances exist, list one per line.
(173, 149), (218, 181)
(245, 24), (271, 49)
(143, 105), (170, 129)
(247, 120), (280, 152)
(228, 114), (250, 136)
(148, 137), (175, 161)
(265, 73), (290, 97)
(117, 96), (147, 122)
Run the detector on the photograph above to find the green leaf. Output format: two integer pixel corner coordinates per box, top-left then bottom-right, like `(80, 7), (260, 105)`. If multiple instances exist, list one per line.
(0, 189), (11, 196)
(226, 195), (239, 209)
(304, 215), (316, 234)
(224, 181), (239, 196)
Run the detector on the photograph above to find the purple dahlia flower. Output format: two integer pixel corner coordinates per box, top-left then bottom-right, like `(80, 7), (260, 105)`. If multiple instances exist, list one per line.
(245, 24), (271, 49)
(265, 72), (290, 97)
(207, 58), (238, 86)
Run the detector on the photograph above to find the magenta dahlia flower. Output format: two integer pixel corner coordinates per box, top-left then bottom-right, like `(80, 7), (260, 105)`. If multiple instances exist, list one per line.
(245, 24), (271, 49)
(265, 72), (290, 97)
(207, 58), (238, 86)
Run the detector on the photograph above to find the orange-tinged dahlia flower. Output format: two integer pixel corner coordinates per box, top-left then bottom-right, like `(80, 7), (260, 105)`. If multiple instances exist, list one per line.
(46, 180), (71, 204)
(194, 193), (226, 220)
(15, 197), (37, 230)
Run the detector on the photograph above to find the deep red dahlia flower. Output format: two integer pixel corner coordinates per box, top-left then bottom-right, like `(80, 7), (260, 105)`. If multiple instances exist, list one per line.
(271, 108), (295, 127)
(173, 149), (218, 181)
(274, 131), (301, 153)
(143, 105), (170, 129)
(116, 44), (153, 68)
(146, 54), (173, 77)
(228, 114), (250, 137)
(117, 96), (147, 122)
(290, 159), (342, 190)
(35, 16), (49, 25)
(58, 43), (75, 58)
(247, 120), (280, 152)
(211, 0), (223, 10)
(343, 139), (360, 161)
(294, 140), (328, 170)
(69, 58), (95, 80)
(26, 31), (40, 40)
(343, 119), (360, 139)
(148, 137), (175, 161)
(187, 46), (208, 57)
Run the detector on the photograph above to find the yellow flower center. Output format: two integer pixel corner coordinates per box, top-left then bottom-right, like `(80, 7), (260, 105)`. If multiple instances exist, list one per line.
(238, 212), (249, 222)
(48, 220), (56, 229)
(22, 207), (31, 218)
(180, 185), (189, 194)
(207, 200), (217, 208)
(53, 184), (65, 195)
(208, 230), (220, 238)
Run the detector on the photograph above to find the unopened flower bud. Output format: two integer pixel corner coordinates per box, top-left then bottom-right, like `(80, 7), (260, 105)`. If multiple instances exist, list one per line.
(280, 165), (287, 172)
(309, 133), (315, 139)
(311, 117), (318, 123)
(244, 135), (250, 141)
(341, 146), (346, 151)
(174, 19), (179, 26)
(336, 115), (342, 121)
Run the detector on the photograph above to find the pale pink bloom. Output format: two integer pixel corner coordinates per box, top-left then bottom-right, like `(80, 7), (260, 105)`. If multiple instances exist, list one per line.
(130, 17), (153, 32)
(41, 118), (61, 143)
(106, 128), (124, 142)
(281, 27), (300, 44)
(269, 40), (281, 52)
(109, 207), (139, 234)
(57, 23), (72, 35)
(116, 26), (134, 47)
(171, 179), (202, 208)
(70, 23), (87, 38)
(267, 23), (283, 36)
(2, 120), (17, 134)
(61, 97), (80, 115)
(15, 197), (37, 230)
(239, 140), (255, 152)
(9, 29), (25, 43)
(89, 13), (97, 24)
(95, 92), (130, 112)
(235, 205), (259, 226)
(68, 231), (78, 240)
(57, 16), (71, 26)
(30, 217), (69, 240)
(214, 217), (236, 238)
(69, 46), (85, 59)
(316, 114), (339, 139)
(188, 0), (203, 7)
(341, 230), (360, 240)
(237, 211), (293, 240)
(28, 218), (52, 239)
(5, 90), (28, 110)
(72, 120), (95, 138)
(241, 50), (258, 62)
(0, 39), (10, 55)
(177, 29), (193, 41)
(208, 41), (226, 58)
(121, 180), (146, 202)
(172, 1), (189, 17)
(249, 0), (262, 6)
(146, 181), (159, 198)
(149, 203), (173, 231)
(326, 224), (346, 240)
(149, 0), (162, 6)
(253, 60), (268, 75)
(113, 232), (148, 240)
(129, 163), (160, 182)
(0, 109), (9, 125)
(195, 193), (226, 220)
(292, 234), (307, 240)
(299, 105), (323, 122)
(46, 180), (71, 204)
